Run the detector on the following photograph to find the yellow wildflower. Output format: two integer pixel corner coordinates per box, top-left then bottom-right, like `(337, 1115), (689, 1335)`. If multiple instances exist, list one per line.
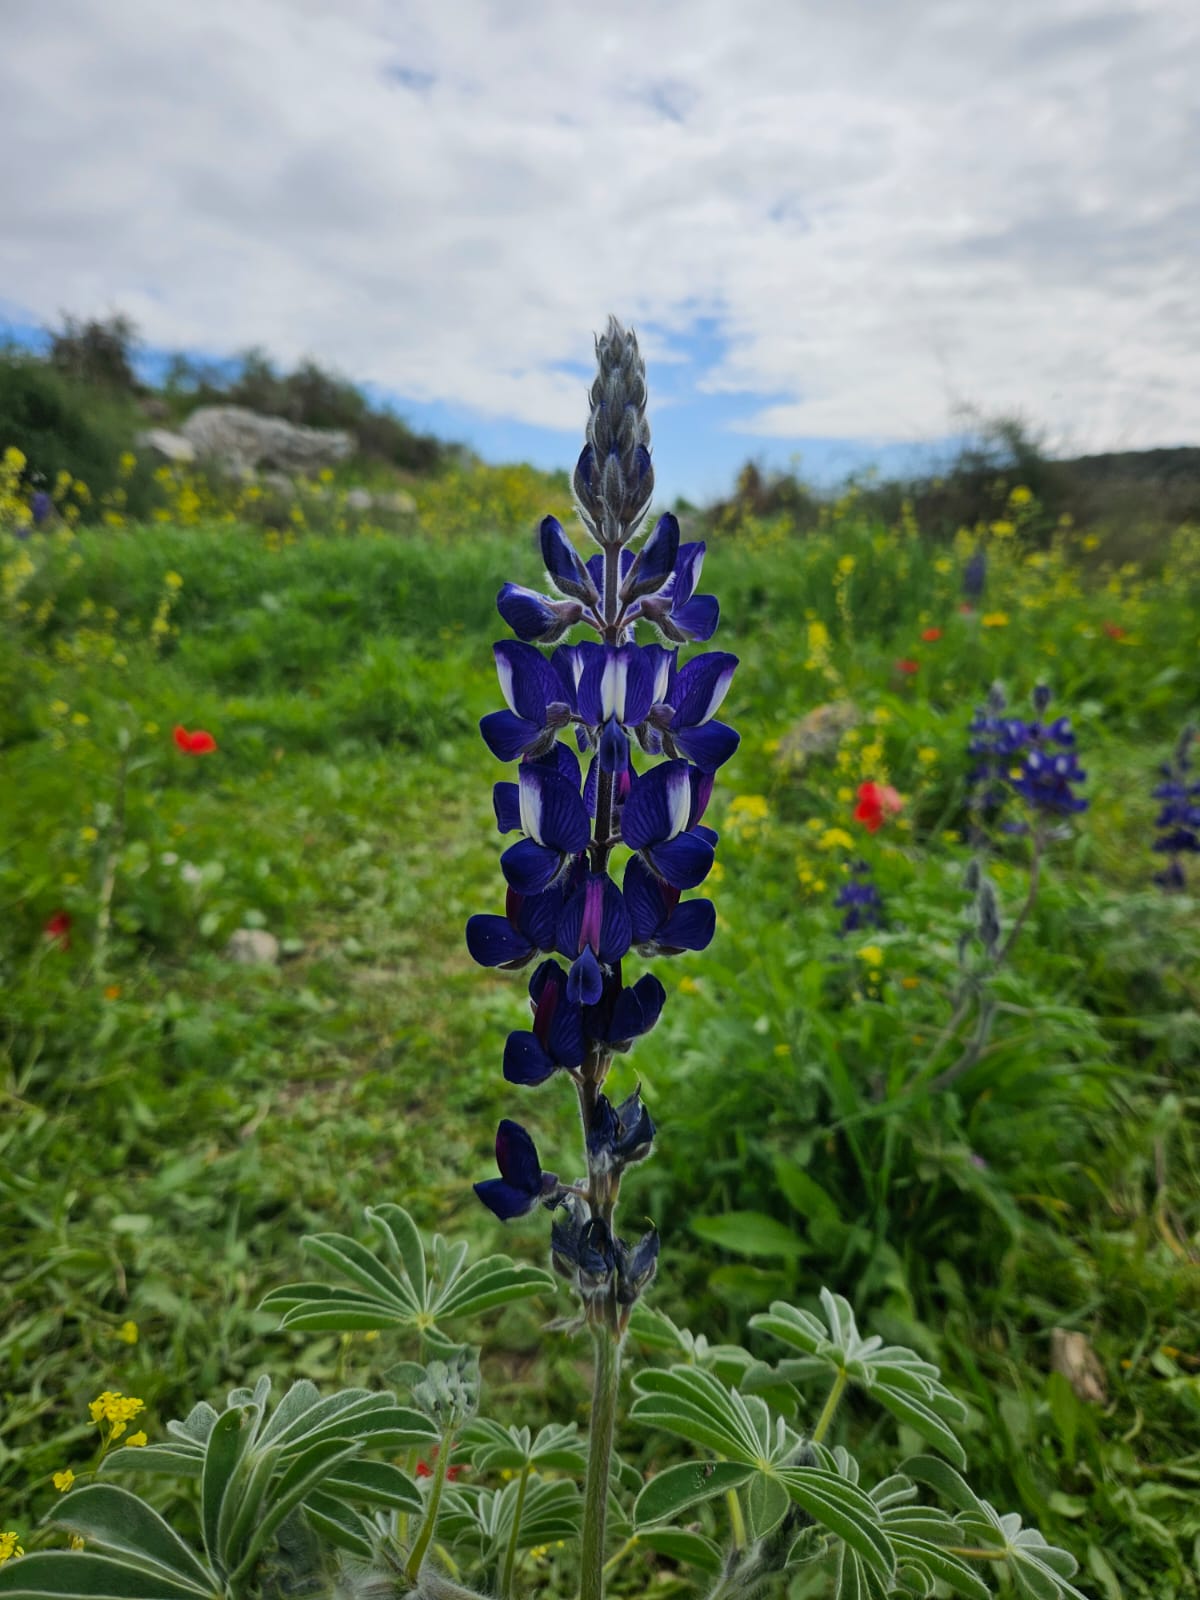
(1009, 485), (1033, 506)
(50, 699), (69, 716)
(164, 571), (183, 590)
(981, 612), (1010, 628)
(143, 721), (159, 735)
(71, 712), (90, 728)
(116, 1320), (139, 1345)
(989, 519), (1014, 538)
(857, 944), (884, 966)
(0, 1532), (23, 1565)
(79, 826), (99, 844)
(901, 976), (920, 990)
(126, 1432), (148, 1448)
(678, 975), (701, 996)
(53, 1469), (75, 1493)
(837, 555), (856, 575)
(917, 747), (938, 765)
(88, 1390), (145, 1427)
(933, 557), (953, 575)
(819, 827), (854, 852)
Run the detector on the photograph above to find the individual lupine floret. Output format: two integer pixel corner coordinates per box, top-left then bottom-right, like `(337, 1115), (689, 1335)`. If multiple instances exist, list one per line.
(639, 538), (720, 643)
(480, 641), (575, 761)
(497, 583), (585, 644)
(586, 970), (666, 1051)
(503, 960), (585, 1085)
(624, 856), (716, 955)
(577, 644), (657, 773)
(474, 1120), (561, 1221)
(556, 871), (632, 1004)
(620, 760), (715, 889)
(656, 650), (740, 772)
(1152, 725), (1200, 890)
(499, 764), (591, 894)
(587, 1088), (655, 1173)
(466, 882), (568, 969)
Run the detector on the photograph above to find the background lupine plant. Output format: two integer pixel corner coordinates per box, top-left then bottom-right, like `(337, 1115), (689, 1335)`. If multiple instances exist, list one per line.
(1152, 724), (1199, 890)
(0, 322), (1092, 1600)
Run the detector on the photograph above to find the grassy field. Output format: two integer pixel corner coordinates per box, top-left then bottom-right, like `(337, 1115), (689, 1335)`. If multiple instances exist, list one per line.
(3, 472), (1200, 1596)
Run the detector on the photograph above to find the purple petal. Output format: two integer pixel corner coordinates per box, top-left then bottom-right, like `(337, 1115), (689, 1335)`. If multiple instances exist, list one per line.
(598, 716), (630, 773)
(466, 913), (534, 968)
(608, 973), (666, 1042)
(645, 831), (714, 890)
(493, 781), (521, 833)
(671, 594), (720, 642)
(567, 946), (604, 1005)
(643, 644), (678, 706)
(474, 1178), (539, 1221)
(518, 765), (590, 854)
(517, 887), (565, 952)
(502, 837), (567, 895)
(669, 542), (706, 606)
(672, 720), (740, 773)
(659, 899), (716, 951)
(623, 855), (669, 943)
(498, 584), (582, 644)
(621, 513), (680, 602)
(494, 1118), (542, 1190)
(541, 516), (599, 603)
(494, 640), (562, 721)
(620, 761), (693, 850)
(503, 1032), (560, 1086)
(481, 710), (541, 762)
(670, 653), (738, 728)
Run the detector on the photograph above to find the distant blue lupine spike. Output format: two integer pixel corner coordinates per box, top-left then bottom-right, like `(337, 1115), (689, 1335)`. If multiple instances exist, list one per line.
(501, 764), (591, 894)
(623, 855), (716, 954)
(474, 1119), (560, 1221)
(1151, 726), (1199, 889)
(481, 640), (574, 761)
(620, 513), (680, 604)
(31, 490), (52, 526)
(540, 516), (600, 605)
(621, 760), (715, 889)
(556, 872), (632, 1004)
(1010, 747), (1088, 814)
(497, 582), (584, 644)
(639, 542), (720, 643)
(963, 546), (987, 603)
(503, 960), (585, 1085)
(664, 651), (740, 772)
(834, 860), (884, 934)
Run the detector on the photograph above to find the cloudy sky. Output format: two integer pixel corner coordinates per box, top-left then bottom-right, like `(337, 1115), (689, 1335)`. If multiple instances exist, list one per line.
(2, 0), (1197, 500)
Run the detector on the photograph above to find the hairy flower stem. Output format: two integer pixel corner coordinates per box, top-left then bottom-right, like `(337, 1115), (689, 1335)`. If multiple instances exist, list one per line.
(500, 1463), (532, 1600)
(406, 1429), (454, 1584)
(579, 1325), (622, 1600)
(810, 1368), (848, 1447)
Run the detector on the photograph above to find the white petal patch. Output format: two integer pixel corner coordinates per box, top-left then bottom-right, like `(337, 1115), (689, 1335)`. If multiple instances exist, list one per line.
(699, 665), (734, 725)
(665, 767), (692, 839)
(519, 769), (544, 842)
(495, 647), (517, 714)
(601, 652), (628, 721)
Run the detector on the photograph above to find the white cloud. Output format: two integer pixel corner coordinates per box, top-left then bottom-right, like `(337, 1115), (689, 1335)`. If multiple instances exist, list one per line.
(2, 0), (1197, 450)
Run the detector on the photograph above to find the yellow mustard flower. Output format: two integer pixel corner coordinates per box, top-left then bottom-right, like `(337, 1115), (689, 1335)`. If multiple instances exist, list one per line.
(837, 555), (856, 575)
(126, 1431), (148, 1448)
(50, 699), (69, 716)
(857, 944), (884, 966)
(981, 612), (1010, 628)
(0, 1532), (23, 1565)
(819, 827), (854, 852)
(79, 825), (99, 844)
(116, 1320), (139, 1345)
(53, 1469), (75, 1493)
(71, 712), (90, 727)
(917, 747), (938, 765)
(1009, 485), (1033, 506)
(164, 571), (183, 590)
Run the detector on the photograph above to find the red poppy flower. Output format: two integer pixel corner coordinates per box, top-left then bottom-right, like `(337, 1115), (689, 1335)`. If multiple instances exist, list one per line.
(415, 1457), (463, 1482)
(1102, 621), (1126, 640)
(44, 910), (72, 950)
(921, 627), (942, 642)
(853, 781), (904, 834)
(173, 725), (217, 755)
(896, 659), (920, 676)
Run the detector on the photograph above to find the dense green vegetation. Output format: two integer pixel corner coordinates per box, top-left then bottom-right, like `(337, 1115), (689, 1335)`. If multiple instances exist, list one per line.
(2, 458), (1199, 1596)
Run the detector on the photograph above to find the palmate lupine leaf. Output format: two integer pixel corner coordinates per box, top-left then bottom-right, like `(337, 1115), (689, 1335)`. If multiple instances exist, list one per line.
(633, 1460), (755, 1527)
(437, 1476), (583, 1561)
(60, 1378), (434, 1598)
(260, 1203), (553, 1340)
(461, 1418), (588, 1475)
(630, 1364), (897, 1590)
(0, 1550), (210, 1599)
(905, 1457), (1090, 1600)
(749, 1291), (969, 1466)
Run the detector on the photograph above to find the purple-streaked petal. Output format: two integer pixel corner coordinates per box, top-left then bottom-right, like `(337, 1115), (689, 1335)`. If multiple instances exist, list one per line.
(645, 831), (714, 890)
(670, 542), (706, 605)
(466, 913), (533, 967)
(517, 887), (565, 952)
(620, 761), (693, 850)
(534, 740), (583, 790)
(541, 516), (599, 603)
(670, 653), (738, 728)
(595, 874), (633, 963)
(493, 782), (521, 833)
(481, 710), (541, 762)
(502, 838), (567, 895)
(620, 513), (680, 602)
(503, 1031), (560, 1085)
(518, 765), (590, 853)
(672, 720), (740, 773)
(494, 640), (562, 721)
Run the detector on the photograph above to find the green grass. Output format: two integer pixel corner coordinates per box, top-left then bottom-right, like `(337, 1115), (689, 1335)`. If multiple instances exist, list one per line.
(2, 504), (1199, 1596)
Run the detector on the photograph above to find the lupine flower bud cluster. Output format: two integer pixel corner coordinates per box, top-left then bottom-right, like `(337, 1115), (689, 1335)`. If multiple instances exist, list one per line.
(1152, 725), (1199, 891)
(466, 319), (738, 1327)
(967, 683), (1087, 828)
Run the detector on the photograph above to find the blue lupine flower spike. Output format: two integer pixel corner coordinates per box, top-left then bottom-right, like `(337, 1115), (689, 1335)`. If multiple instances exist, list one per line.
(1153, 725), (1199, 891)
